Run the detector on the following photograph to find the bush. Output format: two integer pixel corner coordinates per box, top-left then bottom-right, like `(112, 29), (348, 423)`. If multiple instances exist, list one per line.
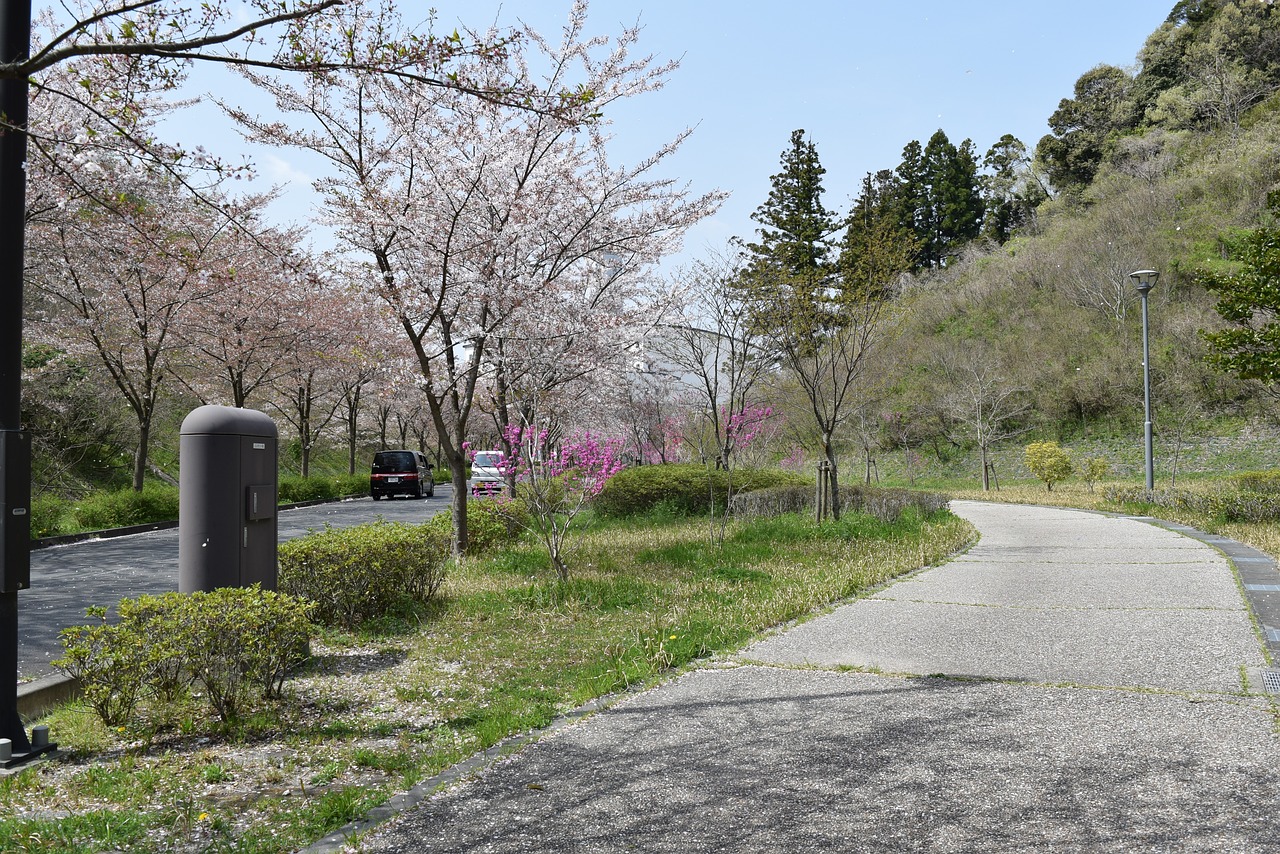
(71, 483), (180, 530)
(730, 483), (949, 522)
(594, 464), (809, 518)
(1080, 457), (1110, 492)
(1025, 441), (1074, 491)
(30, 492), (77, 538)
(278, 520), (449, 628)
(423, 497), (529, 553)
(729, 485), (814, 519)
(1233, 470), (1280, 494)
(55, 587), (313, 725)
(278, 475), (339, 504)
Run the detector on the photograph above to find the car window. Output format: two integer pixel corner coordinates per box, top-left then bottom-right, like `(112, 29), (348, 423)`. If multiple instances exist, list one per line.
(373, 451), (415, 472)
(473, 452), (503, 468)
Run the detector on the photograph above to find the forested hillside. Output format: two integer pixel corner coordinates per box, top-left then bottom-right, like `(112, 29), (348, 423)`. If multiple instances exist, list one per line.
(719, 0), (1280, 487)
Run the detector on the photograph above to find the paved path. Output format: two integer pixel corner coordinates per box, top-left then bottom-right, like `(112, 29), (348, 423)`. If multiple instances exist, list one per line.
(341, 501), (1280, 853)
(18, 489), (452, 680)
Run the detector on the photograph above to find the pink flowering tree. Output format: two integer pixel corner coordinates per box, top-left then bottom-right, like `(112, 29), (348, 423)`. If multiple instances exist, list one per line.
(709, 404), (773, 544)
(494, 425), (626, 581)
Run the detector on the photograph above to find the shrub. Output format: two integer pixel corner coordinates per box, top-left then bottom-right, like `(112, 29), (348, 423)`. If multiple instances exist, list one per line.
(423, 498), (528, 553)
(594, 464), (809, 518)
(30, 492), (76, 538)
(1233, 470), (1280, 494)
(853, 487), (950, 522)
(278, 520), (449, 628)
(729, 485), (815, 519)
(54, 607), (147, 725)
(71, 483), (180, 530)
(1216, 490), (1280, 522)
(278, 475), (339, 504)
(55, 587), (314, 726)
(1080, 457), (1110, 493)
(1025, 441), (1074, 491)
(175, 587), (313, 719)
(730, 483), (949, 522)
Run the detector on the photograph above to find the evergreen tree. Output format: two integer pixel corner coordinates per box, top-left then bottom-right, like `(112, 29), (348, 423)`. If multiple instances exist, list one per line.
(893, 139), (929, 268)
(918, 130), (984, 267)
(840, 171), (918, 299)
(1199, 216), (1280, 385)
(1035, 64), (1140, 193)
(738, 130), (888, 521)
(981, 134), (1042, 245)
(740, 129), (842, 339)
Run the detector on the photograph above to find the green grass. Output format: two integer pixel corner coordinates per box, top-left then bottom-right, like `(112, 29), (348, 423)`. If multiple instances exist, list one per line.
(5, 504), (972, 852)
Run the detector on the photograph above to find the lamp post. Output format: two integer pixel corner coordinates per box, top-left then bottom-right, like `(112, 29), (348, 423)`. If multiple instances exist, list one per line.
(1130, 269), (1159, 492)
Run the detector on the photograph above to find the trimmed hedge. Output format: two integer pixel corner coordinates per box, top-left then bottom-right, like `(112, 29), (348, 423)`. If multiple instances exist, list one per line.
(278, 520), (450, 629)
(69, 483), (181, 531)
(278, 473), (367, 503)
(730, 483), (950, 522)
(593, 464), (809, 518)
(1233, 470), (1280, 495)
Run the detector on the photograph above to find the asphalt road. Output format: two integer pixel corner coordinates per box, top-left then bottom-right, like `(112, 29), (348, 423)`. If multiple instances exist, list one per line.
(340, 501), (1280, 853)
(17, 487), (453, 681)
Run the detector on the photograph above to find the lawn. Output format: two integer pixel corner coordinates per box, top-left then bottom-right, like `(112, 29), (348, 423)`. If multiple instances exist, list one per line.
(1, 505), (974, 853)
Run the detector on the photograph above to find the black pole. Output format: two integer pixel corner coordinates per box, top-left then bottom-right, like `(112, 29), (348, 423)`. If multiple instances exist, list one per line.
(0, 0), (32, 754)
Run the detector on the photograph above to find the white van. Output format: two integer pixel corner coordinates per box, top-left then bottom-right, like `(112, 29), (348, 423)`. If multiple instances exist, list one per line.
(468, 450), (506, 496)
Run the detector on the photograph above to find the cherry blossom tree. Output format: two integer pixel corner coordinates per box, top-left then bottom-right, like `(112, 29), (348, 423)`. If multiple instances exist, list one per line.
(267, 279), (363, 477)
(179, 210), (317, 409)
(26, 162), (236, 490)
(233, 1), (722, 554)
(658, 246), (770, 471)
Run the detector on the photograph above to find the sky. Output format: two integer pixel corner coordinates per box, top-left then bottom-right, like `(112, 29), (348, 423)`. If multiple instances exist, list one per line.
(163, 0), (1178, 270)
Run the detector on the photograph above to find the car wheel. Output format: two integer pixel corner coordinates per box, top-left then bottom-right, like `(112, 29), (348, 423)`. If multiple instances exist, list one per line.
(371, 492), (381, 501)
(425, 483), (435, 497)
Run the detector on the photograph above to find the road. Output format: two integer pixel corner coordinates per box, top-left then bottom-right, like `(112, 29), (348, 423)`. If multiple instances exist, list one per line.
(18, 488), (453, 681)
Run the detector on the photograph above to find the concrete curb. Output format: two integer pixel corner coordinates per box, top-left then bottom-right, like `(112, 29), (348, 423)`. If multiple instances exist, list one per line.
(17, 673), (80, 720)
(1135, 515), (1280, 662)
(30, 495), (366, 551)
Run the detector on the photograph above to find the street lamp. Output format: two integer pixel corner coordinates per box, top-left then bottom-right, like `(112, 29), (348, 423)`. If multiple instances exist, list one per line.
(1130, 269), (1159, 492)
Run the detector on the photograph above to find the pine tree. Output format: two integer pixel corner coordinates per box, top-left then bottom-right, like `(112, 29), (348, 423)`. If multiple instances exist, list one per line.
(740, 129), (842, 340)
(737, 130), (889, 522)
(840, 171), (918, 300)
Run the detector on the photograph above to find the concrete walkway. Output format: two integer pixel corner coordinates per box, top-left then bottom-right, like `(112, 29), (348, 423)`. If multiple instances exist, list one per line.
(336, 502), (1280, 853)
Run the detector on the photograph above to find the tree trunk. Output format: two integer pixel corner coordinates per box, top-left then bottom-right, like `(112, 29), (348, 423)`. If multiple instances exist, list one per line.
(980, 443), (991, 491)
(448, 449), (469, 557)
(132, 419), (151, 492)
(822, 434), (841, 520)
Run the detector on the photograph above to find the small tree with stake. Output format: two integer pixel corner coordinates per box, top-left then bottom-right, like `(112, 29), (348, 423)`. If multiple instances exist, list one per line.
(494, 425), (626, 581)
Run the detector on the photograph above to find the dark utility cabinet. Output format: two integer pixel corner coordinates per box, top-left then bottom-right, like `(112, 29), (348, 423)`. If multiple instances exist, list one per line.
(179, 406), (278, 593)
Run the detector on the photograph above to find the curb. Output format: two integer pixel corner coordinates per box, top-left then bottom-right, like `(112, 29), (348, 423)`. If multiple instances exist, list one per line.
(30, 495), (367, 551)
(17, 673), (80, 720)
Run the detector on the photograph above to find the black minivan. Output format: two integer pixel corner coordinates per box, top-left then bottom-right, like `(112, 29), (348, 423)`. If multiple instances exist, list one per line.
(370, 450), (435, 500)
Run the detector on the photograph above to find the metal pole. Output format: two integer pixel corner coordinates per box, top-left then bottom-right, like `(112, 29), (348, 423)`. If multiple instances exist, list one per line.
(0, 0), (32, 755)
(1140, 290), (1154, 492)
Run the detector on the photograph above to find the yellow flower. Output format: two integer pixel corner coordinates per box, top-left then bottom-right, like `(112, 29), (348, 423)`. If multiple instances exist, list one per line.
(199, 812), (210, 821)
(669, 635), (677, 640)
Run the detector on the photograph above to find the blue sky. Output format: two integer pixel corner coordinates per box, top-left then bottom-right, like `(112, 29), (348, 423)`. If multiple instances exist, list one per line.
(169, 1), (1177, 267)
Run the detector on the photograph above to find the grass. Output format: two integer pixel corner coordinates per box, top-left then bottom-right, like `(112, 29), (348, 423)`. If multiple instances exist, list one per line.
(1, 505), (973, 853)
